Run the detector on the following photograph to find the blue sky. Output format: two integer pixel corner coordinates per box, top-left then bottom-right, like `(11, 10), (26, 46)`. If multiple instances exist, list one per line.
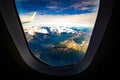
(15, 0), (98, 15)
(15, 0), (99, 27)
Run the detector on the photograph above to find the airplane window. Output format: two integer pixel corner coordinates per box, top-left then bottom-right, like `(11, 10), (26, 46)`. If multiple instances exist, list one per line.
(15, 0), (100, 67)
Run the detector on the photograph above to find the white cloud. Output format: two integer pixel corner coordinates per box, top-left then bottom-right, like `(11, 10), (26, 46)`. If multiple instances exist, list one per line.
(20, 12), (98, 28)
(70, 0), (99, 11)
(46, 6), (58, 9)
(24, 26), (48, 36)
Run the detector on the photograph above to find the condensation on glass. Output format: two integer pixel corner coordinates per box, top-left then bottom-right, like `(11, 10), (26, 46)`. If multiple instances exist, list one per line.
(15, 0), (100, 67)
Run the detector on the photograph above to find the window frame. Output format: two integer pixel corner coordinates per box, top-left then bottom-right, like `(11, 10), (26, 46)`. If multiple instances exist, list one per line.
(0, 0), (115, 76)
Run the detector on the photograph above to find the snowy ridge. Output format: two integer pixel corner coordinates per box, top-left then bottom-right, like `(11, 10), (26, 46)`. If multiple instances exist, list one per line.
(23, 25), (89, 36)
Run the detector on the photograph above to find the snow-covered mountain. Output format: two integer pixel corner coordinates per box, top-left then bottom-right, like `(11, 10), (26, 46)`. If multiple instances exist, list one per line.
(23, 25), (90, 36)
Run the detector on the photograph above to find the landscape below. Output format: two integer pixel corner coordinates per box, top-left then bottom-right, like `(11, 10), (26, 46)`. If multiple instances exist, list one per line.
(24, 26), (92, 67)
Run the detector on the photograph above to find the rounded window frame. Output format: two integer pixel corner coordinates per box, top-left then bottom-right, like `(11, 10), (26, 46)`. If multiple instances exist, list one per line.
(0, 0), (115, 76)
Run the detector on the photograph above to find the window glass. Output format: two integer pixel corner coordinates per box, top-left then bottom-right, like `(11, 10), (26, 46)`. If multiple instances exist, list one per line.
(15, 0), (100, 67)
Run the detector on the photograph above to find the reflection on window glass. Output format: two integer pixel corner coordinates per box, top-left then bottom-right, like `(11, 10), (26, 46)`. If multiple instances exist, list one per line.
(15, 0), (99, 67)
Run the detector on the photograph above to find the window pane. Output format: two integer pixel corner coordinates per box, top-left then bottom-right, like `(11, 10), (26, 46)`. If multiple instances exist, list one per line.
(15, 0), (100, 67)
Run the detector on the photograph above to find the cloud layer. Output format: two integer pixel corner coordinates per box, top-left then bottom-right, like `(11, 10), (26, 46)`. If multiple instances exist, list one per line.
(20, 12), (98, 27)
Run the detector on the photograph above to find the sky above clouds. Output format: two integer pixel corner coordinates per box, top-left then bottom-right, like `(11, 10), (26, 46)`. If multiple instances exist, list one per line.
(15, 0), (99, 27)
(16, 0), (99, 15)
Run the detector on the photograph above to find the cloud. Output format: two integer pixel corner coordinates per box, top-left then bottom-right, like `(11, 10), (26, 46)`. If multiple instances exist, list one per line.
(46, 6), (58, 10)
(70, 3), (82, 10)
(47, 0), (100, 13)
(81, 7), (89, 10)
(70, 0), (99, 11)
(50, 0), (61, 5)
(20, 12), (98, 28)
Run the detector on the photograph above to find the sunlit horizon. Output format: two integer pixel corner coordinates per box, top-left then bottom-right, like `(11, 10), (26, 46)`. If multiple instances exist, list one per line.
(20, 12), (98, 28)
